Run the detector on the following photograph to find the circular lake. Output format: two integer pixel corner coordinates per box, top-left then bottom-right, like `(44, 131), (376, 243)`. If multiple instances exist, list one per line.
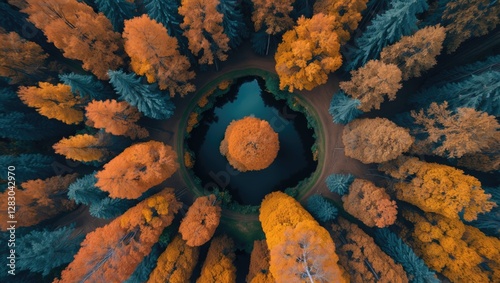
(187, 76), (317, 205)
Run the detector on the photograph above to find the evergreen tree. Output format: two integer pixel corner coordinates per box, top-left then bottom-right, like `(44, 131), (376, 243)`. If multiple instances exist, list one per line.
(89, 197), (133, 219)
(345, 0), (428, 70)
(374, 229), (439, 283)
(468, 187), (500, 237)
(108, 70), (176, 120)
(125, 244), (163, 283)
(218, 0), (248, 48)
(306, 194), (338, 222)
(67, 173), (108, 206)
(0, 112), (67, 141)
(94, 0), (135, 31)
(59, 73), (107, 101)
(329, 91), (363, 124)
(251, 30), (277, 56)
(0, 154), (54, 184)
(419, 0), (448, 27)
(325, 173), (354, 196)
(17, 225), (84, 276)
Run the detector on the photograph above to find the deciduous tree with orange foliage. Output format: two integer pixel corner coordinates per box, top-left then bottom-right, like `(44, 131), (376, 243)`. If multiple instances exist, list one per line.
(275, 14), (343, 91)
(342, 118), (413, 164)
(342, 179), (398, 228)
(53, 133), (109, 162)
(251, 0), (294, 35)
(123, 15), (195, 97)
(196, 234), (237, 283)
(380, 156), (495, 221)
(178, 0), (230, 67)
(331, 218), (408, 283)
(246, 240), (275, 283)
(54, 189), (182, 283)
(22, 0), (123, 79)
(18, 82), (84, 125)
(340, 60), (402, 112)
(0, 174), (78, 230)
(85, 99), (149, 139)
(179, 194), (221, 247)
(0, 30), (47, 84)
(95, 141), (179, 199)
(147, 234), (199, 283)
(404, 211), (500, 282)
(259, 192), (345, 282)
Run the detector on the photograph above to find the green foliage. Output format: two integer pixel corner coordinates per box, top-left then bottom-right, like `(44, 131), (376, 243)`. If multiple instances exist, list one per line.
(329, 91), (362, 124)
(94, 0), (135, 31)
(468, 186), (500, 236)
(67, 173), (107, 205)
(89, 197), (133, 219)
(218, 0), (248, 48)
(59, 73), (107, 101)
(325, 173), (354, 196)
(0, 154), (54, 184)
(306, 194), (338, 222)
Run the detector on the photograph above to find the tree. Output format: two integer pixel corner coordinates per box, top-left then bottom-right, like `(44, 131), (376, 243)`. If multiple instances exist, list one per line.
(179, 0), (230, 67)
(147, 234), (199, 283)
(259, 192), (345, 282)
(411, 102), (500, 158)
(306, 194), (338, 222)
(0, 111), (68, 141)
(220, 117), (279, 172)
(0, 174), (78, 230)
(340, 60), (402, 112)
(342, 179), (398, 228)
(89, 197), (133, 219)
(469, 187), (500, 237)
(331, 218), (408, 283)
(0, 154), (54, 183)
(126, 244), (163, 283)
(251, 0), (295, 35)
(342, 118), (413, 164)
(123, 15), (195, 97)
(380, 25), (446, 80)
(53, 134), (109, 162)
(345, 0), (428, 70)
(67, 173), (107, 205)
(17, 225), (84, 276)
(59, 73), (107, 101)
(275, 14), (342, 91)
(246, 240), (275, 283)
(374, 229), (439, 283)
(196, 234), (236, 283)
(325, 173), (354, 196)
(0, 31), (47, 84)
(379, 156), (495, 221)
(22, 0), (123, 79)
(94, 0), (135, 31)
(54, 190), (182, 283)
(218, 0), (247, 48)
(108, 70), (176, 119)
(179, 194), (221, 247)
(18, 82), (84, 124)
(441, 0), (500, 53)
(95, 141), (179, 199)
(328, 91), (362, 125)
(85, 99), (149, 139)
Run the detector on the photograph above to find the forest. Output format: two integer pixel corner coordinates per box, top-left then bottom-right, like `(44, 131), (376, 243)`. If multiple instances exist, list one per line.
(0, 0), (498, 282)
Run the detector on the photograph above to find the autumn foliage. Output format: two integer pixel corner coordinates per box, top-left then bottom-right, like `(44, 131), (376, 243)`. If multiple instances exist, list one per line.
(95, 141), (179, 199)
(123, 15), (195, 97)
(220, 117), (279, 172)
(246, 240), (275, 283)
(251, 0), (294, 35)
(54, 189), (182, 283)
(53, 134), (108, 162)
(179, 194), (221, 247)
(196, 234), (237, 283)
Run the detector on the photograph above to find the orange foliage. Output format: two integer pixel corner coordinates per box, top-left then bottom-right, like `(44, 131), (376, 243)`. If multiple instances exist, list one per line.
(53, 134), (108, 162)
(184, 151), (194, 168)
(18, 82), (83, 124)
(246, 240), (275, 283)
(0, 31), (47, 84)
(123, 15), (195, 97)
(197, 94), (209, 108)
(340, 60), (402, 112)
(220, 117), (279, 172)
(251, 0), (294, 34)
(275, 14), (342, 91)
(380, 156), (495, 221)
(218, 80), (231, 90)
(196, 235), (237, 283)
(331, 218), (408, 283)
(147, 234), (199, 283)
(342, 179), (397, 228)
(54, 189), (182, 283)
(85, 99), (149, 139)
(95, 141), (179, 199)
(179, 0), (230, 65)
(0, 174), (77, 231)
(23, 0), (123, 79)
(179, 195), (221, 247)
(186, 112), (199, 133)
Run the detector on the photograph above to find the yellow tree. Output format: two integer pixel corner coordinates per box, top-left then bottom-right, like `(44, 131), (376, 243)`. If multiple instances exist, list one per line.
(147, 234), (199, 283)
(246, 240), (275, 283)
(196, 235), (237, 283)
(18, 82), (84, 124)
(275, 14), (343, 91)
(340, 60), (402, 112)
(123, 15), (195, 97)
(53, 133), (109, 162)
(179, 194), (221, 247)
(23, 0), (123, 79)
(379, 156), (495, 221)
(178, 0), (230, 67)
(251, 0), (295, 35)
(0, 30), (47, 84)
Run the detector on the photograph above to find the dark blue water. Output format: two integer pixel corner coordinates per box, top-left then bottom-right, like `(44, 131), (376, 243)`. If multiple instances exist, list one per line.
(187, 77), (317, 205)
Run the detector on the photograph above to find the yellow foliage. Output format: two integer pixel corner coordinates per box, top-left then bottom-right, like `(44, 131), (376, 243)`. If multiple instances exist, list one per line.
(53, 134), (107, 162)
(196, 235), (236, 283)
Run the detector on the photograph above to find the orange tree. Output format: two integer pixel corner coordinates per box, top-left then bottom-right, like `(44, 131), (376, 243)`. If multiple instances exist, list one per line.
(246, 240), (275, 283)
(53, 134), (109, 162)
(179, 194), (221, 247)
(196, 234), (237, 283)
